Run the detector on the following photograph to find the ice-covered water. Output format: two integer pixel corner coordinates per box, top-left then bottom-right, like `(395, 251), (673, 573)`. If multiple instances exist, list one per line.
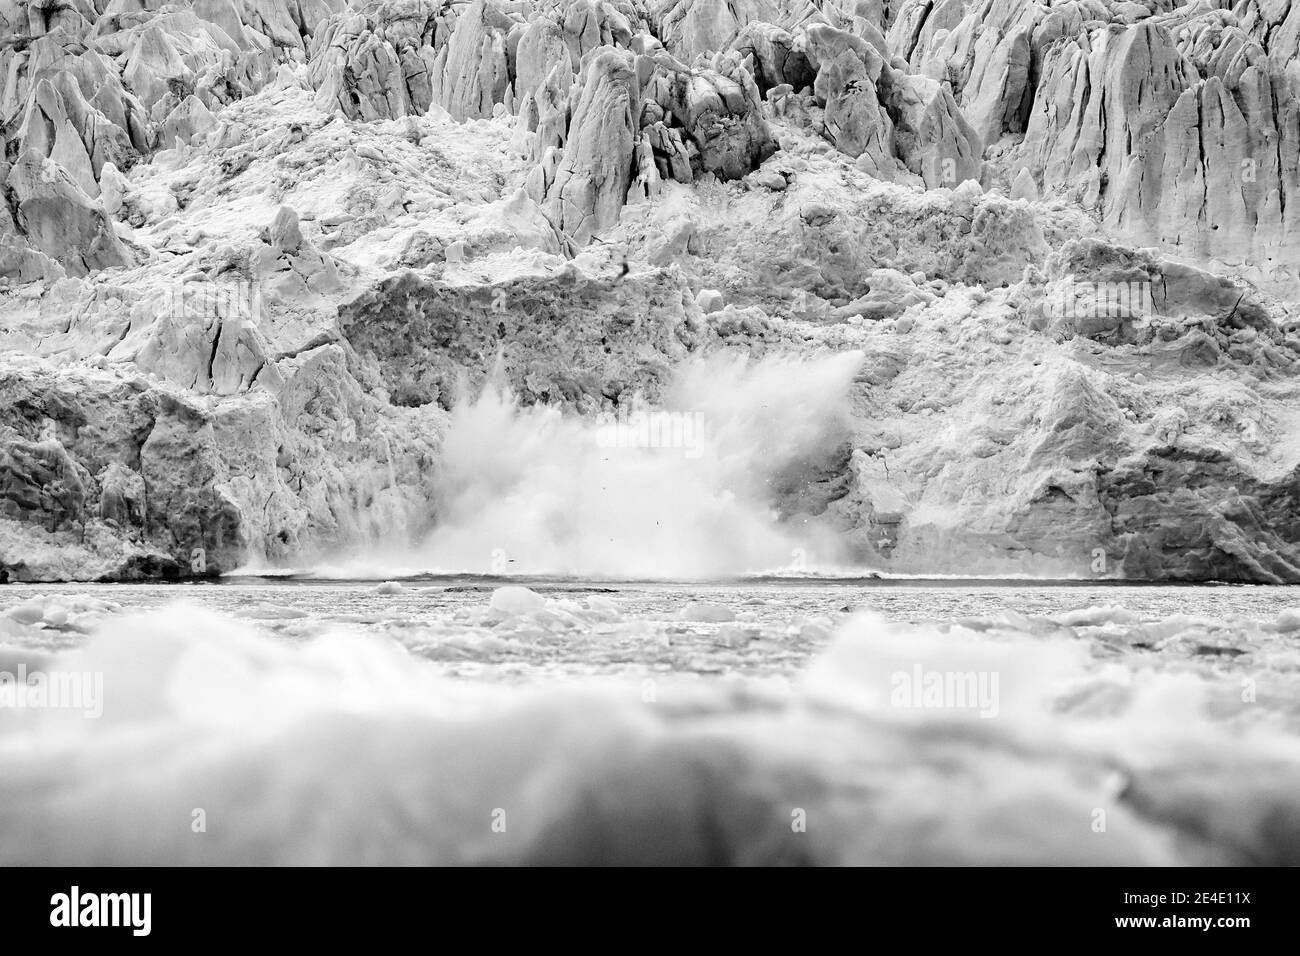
(2, 580), (1300, 865)
(5, 579), (1300, 679)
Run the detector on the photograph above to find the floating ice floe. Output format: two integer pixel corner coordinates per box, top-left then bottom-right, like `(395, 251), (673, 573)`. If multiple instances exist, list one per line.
(488, 586), (547, 616)
(678, 602), (736, 623)
(0, 598), (1295, 864)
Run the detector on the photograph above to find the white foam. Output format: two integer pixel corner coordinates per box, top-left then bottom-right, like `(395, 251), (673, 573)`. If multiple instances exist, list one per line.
(354, 351), (865, 579)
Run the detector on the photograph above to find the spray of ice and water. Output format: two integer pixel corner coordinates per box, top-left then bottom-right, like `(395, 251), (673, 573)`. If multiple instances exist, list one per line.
(330, 350), (866, 579)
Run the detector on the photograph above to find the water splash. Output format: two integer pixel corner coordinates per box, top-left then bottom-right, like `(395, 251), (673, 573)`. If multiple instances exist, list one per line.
(385, 350), (866, 578)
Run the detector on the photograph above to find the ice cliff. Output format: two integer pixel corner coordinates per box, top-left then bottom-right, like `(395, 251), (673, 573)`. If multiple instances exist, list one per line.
(4, 0), (1300, 582)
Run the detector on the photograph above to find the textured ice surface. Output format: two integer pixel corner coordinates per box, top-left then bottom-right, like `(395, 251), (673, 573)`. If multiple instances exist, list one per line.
(1, 583), (1298, 864)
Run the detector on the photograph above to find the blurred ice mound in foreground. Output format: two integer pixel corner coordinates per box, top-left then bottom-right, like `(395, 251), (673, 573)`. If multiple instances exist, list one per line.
(2, 596), (1300, 866)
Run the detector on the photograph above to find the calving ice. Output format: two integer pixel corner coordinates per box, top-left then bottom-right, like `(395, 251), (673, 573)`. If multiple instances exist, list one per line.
(50, 887), (151, 936)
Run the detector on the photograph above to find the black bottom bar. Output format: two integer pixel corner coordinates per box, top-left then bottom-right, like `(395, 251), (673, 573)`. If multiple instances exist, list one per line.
(0, 866), (1280, 943)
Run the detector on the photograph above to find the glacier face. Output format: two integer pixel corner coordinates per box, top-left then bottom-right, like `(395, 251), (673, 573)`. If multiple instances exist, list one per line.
(2, 0), (1300, 582)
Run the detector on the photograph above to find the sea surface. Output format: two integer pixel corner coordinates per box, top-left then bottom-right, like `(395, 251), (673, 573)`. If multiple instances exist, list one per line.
(3, 577), (1297, 677)
(2, 578), (1299, 865)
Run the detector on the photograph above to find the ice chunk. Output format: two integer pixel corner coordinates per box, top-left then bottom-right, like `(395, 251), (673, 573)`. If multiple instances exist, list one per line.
(42, 605), (69, 627)
(679, 602), (735, 623)
(490, 587), (547, 616)
(1054, 605), (1140, 627)
(1272, 609), (1300, 633)
(8, 602), (45, 625)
